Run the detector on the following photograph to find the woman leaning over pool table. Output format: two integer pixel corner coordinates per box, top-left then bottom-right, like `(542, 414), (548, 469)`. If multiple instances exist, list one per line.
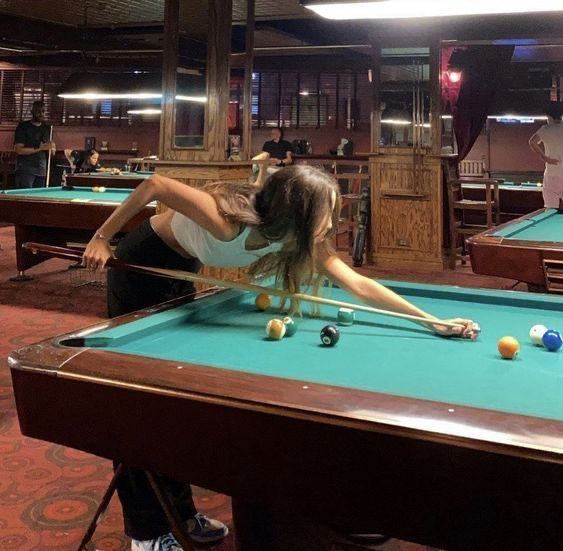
(82, 164), (479, 551)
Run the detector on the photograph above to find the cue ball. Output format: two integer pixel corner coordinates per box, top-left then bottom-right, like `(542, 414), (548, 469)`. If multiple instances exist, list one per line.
(542, 329), (562, 352)
(320, 325), (340, 347)
(497, 336), (519, 359)
(529, 324), (548, 346)
(337, 307), (355, 326)
(98, 186), (106, 193)
(255, 293), (271, 311)
(266, 318), (286, 340)
(282, 316), (297, 337)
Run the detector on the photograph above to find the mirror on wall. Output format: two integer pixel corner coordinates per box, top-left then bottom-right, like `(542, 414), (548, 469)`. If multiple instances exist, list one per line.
(173, 0), (208, 149)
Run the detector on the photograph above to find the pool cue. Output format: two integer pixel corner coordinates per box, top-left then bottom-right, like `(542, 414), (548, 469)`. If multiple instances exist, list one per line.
(23, 242), (464, 330)
(45, 124), (53, 188)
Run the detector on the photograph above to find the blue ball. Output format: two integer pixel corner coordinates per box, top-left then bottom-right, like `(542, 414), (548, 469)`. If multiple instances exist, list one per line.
(542, 329), (562, 352)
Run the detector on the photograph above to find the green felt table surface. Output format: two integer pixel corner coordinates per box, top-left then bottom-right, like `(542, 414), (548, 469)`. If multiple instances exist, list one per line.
(495, 209), (563, 241)
(82, 281), (563, 422)
(2, 186), (133, 202)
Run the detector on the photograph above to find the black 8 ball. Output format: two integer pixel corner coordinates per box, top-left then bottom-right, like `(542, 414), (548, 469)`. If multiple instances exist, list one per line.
(320, 325), (340, 347)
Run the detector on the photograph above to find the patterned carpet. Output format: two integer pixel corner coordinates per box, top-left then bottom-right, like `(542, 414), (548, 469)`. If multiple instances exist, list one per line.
(0, 225), (519, 550)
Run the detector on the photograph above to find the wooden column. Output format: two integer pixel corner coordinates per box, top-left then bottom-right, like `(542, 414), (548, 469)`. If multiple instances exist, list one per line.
(242, 0), (255, 160)
(429, 41), (442, 156)
(159, 0), (179, 159)
(370, 42), (381, 154)
(160, 0), (233, 162)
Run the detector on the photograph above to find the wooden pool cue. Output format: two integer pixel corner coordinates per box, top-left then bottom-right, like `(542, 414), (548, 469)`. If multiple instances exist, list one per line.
(23, 242), (465, 330)
(45, 124), (54, 188)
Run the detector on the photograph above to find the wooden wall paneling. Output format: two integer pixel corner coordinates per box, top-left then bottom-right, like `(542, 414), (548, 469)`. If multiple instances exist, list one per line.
(370, 153), (445, 270)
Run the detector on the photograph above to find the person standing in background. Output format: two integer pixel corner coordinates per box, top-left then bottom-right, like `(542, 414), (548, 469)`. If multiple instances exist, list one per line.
(529, 102), (563, 208)
(13, 101), (55, 188)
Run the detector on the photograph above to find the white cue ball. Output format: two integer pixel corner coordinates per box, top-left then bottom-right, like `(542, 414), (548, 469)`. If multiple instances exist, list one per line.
(529, 324), (548, 346)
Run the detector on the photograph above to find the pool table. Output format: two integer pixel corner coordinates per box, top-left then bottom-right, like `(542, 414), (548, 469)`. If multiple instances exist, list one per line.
(66, 171), (154, 189)
(468, 208), (563, 292)
(9, 281), (563, 549)
(0, 186), (155, 279)
(462, 181), (544, 223)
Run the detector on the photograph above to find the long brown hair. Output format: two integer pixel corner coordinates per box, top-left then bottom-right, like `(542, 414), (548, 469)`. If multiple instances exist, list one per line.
(203, 165), (341, 313)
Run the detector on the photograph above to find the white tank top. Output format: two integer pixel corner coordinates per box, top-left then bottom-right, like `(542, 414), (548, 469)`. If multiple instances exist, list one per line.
(170, 211), (283, 268)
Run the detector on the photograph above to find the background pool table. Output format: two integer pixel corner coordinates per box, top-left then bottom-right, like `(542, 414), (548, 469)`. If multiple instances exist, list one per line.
(66, 171), (154, 189)
(462, 180), (544, 223)
(10, 281), (563, 549)
(468, 208), (563, 292)
(0, 186), (155, 279)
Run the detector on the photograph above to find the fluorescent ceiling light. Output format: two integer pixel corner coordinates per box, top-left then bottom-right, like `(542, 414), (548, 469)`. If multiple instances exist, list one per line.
(303, 1), (563, 19)
(175, 95), (207, 103)
(128, 109), (162, 115)
(59, 92), (162, 100)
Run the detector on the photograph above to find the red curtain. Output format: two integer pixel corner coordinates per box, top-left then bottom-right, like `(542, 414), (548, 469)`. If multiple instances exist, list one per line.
(443, 46), (514, 161)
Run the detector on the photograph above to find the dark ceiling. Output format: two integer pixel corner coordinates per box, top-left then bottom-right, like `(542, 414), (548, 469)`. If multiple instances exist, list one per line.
(0, 1), (562, 70)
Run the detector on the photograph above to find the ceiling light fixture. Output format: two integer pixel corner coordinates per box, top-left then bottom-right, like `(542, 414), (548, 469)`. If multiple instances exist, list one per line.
(301, 0), (563, 19)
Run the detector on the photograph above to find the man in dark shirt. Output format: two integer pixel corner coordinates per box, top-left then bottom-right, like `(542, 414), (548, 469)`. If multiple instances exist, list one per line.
(261, 127), (293, 168)
(14, 101), (55, 188)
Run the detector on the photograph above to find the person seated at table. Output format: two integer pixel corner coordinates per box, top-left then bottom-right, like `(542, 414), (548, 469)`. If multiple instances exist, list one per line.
(528, 102), (563, 208)
(255, 127), (293, 174)
(64, 148), (103, 174)
(82, 164), (479, 551)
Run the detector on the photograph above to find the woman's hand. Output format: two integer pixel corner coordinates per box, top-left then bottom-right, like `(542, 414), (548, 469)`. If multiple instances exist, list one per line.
(428, 318), (480, 339)
(82, 235), (114, 272)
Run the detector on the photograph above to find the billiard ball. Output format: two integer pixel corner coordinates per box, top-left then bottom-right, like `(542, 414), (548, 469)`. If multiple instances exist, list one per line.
(255, 293), (271, 311)
(320, 325), (340, 347)
(497, 336), (519, 359)
(529, 324), (548, 346)
(337, 307), (355, 326)
(98, 186), (106, 193)
(282, 316), (297, 337)
(266, 318), (286, 340)
(92, 186), (100, 192)
(542, 329), (562, 352)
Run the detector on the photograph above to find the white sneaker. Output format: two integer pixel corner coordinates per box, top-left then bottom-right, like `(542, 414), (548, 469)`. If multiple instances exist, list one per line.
(131, 514), (228, 550)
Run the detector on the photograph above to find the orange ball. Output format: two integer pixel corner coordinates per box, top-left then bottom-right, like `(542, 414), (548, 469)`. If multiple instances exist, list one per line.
(498, 336), (520, 359)
(255, 293), (271, 311)
(266, 318), (286, 340)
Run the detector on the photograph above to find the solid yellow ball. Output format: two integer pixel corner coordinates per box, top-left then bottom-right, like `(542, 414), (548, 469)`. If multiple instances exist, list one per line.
(266, 318), (286, 340)
(255, 293), (271, 311)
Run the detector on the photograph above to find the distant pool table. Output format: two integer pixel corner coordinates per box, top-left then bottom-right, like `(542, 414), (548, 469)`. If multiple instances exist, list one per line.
(0, 186), (155, 279)
(9, 281), (563, 549)
(468, 208), (563, 292)
(66, 171), (154, 189)
(462, 180), (544, 222)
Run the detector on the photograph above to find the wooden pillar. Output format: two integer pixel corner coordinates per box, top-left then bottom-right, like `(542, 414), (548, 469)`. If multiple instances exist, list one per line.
(429, 41), (442, 156)
(242, 0), (255, 160)
(370, 42), (381, 154)
(159, 0), (233, 161)
(159, 0), (179, 159)
(207, 0), (234, 160)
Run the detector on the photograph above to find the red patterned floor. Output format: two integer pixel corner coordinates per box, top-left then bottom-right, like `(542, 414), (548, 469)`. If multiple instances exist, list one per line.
(0, 225), (518, 550)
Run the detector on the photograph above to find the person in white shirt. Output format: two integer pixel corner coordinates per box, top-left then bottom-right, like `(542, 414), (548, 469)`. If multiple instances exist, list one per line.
(529, 102), (563, 208)
(82, 165), (479, 551)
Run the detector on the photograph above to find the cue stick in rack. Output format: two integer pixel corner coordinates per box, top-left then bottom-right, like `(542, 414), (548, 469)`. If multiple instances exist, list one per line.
(45, 124), (53, 188)
(23, 242), (463, 330)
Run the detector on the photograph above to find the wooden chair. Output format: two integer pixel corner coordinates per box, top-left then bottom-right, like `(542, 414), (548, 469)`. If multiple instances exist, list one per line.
(459, 159), (487, 178)
(446, 177), (501, 269)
